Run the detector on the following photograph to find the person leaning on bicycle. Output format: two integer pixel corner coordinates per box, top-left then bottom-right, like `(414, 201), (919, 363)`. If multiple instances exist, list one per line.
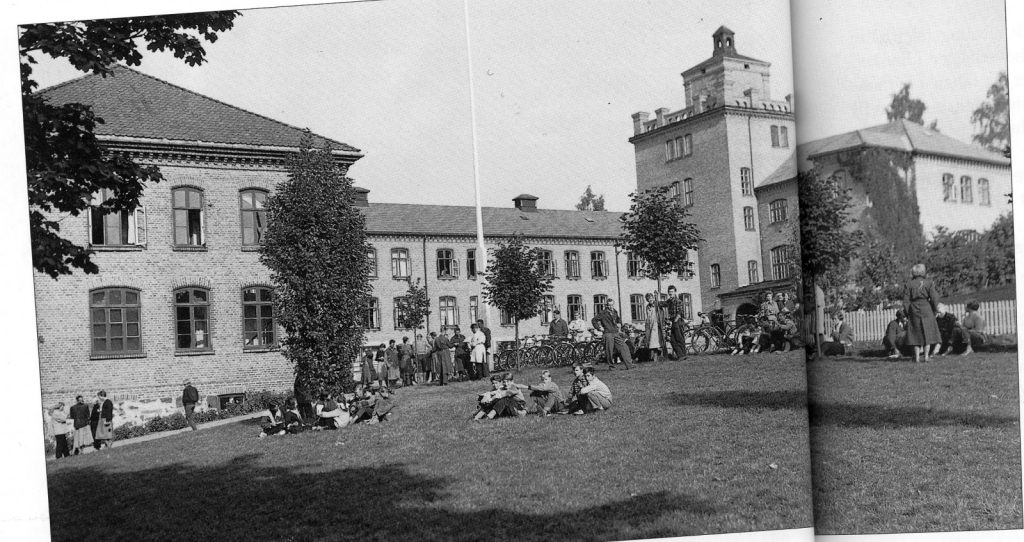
(548, 309), (569, 340)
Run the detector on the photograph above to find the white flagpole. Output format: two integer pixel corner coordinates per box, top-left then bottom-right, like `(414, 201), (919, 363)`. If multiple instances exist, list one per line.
(464, 0), (491, 330)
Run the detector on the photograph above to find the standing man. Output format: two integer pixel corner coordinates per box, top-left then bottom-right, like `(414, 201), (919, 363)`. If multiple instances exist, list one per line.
(593, 298), (633, 370)
(476, 319), (492, 378)
(548, 309), (569, 339)
(49, 402), (72, 459)
(670, 313), (689, 361)
(182, 379), (200, 431)
(91, 391), (114, 450)
(69, 395), (92, 455)
(433, 329), (453, 386)
(413, 333), (430, 384)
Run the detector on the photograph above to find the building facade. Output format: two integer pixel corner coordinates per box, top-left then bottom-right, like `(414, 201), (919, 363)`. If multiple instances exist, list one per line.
(32, 66), (700, 408)
(799, 119), (1012, 237)
(629, 27), (799, 318)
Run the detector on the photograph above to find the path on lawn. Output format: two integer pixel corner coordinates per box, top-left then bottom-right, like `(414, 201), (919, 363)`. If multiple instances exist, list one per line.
(807, 352), (1023, 534)
(46, 353), (814, 541)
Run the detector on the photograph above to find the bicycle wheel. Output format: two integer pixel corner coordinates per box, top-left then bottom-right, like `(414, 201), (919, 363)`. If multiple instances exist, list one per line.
(587, 342), (605, 364)
(688, 329), (711, 354)
(551, 342), (573, 366)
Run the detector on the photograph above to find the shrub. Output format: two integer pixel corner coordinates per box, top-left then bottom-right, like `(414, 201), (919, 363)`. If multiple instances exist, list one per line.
(243, 390), (292, 414)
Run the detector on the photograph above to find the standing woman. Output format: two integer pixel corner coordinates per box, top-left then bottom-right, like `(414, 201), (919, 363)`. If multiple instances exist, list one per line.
(902, 263), (942, 363)
(360, 349), (377, 388)
(644, 293), (664, 362)
(91, 391), (114, 450)
(385, 339), (401, 389)
(470, 324), (487, 380)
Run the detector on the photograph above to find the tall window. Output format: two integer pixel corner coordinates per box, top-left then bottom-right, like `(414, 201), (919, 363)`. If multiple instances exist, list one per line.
(942, 173), (956, 202)
(710, 264), (721, 289)
(771, 246), (791, 280)
(740, 167), (752, 196)
(680, 293), (693, 320)
(242, 286), (275, 349)
(364, 297), (380, 330)
(682, 178), (694, 207)
(174, 287), (211, 351)
(960, 176), (973, 203)
(540, 295), (556, 324)
(770, 199), (788, 223)
(467, 249), (477, 278)
(391, 248), (410, 278)
(665, 140), (674, 161)
(239, 189), (267, 246)
(394, 297), (411, 330)
(627, 252), (644, 278)
(500, 309), (513, 326)
(537, 250), (555, 277)
(748, 260), (759, 284)
(468, 296), (479, 324)
(669, 181), (680, 198)
(172, 187), (205, 246)
(438, 296), (458, 328)
(90, 287), (142, 355)
(629, 294), (645, 322)
(437, 249), (458, 278)
(743, 207), (755, 231)
(683, 134), (693, 156)
(590, 251), (608, 279)
(594, 294), (609, 315)
(367, 248), (378, 278)
(90, 188), (142, 246)
(770, 125), (780, 147)
(979, 178), (991, 206)
(567, 295), (585, 321)
(779, 126), (789, 147)
(564, 251), (581, 279)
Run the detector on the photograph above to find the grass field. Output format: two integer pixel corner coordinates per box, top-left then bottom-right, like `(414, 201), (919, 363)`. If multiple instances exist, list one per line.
(807, 351), (1023, 534)
(45, 352), (812, 541)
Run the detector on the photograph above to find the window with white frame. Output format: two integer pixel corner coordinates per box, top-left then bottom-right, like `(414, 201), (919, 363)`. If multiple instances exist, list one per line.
(747, 260), (759, 284)
(540, 295), (555, 324)
(174, 287), (211, 351)
(942, 173), (956, 202)
(979, 178), (990, 206)
(567, 295), (585, 321)
(172, 187), (205, 246)
(743, 207), (755, 231)
(239, 189), (267, 246)
(394, 297), (411, 330)
(680, 293), (693, 320)
(960, 176), (973, 203)
(90, 287), (142, 355)
(770, 199), (788, 223)
(770, 125), (780, 147)
(627, 252), (644, 278)
(590, 251), (608, 279)
(710, 264), (721, 289)
(779, 126), (789, 147)
(537, 249), (555, 277)
(500, 308), (513, 326)
(467, 249), (477, 278)
(242, 286), (275, 349)
(740, 167), (752, 196)
(438, 296), (458, 329)
(770, 246), (791, 280)
(665, 140), (674, 161)
(669, 181), (679, 198)
(391, 248), (410, 278)
(682, 178), (694, 207)
(90, 188), (144, 246)
(629, 294), (644, 322)
(564, 251), (581, 279)
(683, 134), (692, 156)
(437, 249), (458, 278)
(468, 296), (479, 324)
(364, 297), (380, 330)
(367, 247), (378, 278)
(594, 294), (609, 316)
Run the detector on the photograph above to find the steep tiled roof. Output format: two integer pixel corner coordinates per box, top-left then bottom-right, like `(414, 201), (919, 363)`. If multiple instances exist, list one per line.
(756, 152), (797, 188)
(39, 65), (359, 153)
(801, 119), (1008, 167)
(361, 203), (624, 240)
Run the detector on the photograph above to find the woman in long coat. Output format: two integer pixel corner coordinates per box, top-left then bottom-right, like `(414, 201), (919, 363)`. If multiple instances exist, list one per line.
(902, 263), (941, 363)
(644, 293), (665, 362)
(432, 331), (454, 386)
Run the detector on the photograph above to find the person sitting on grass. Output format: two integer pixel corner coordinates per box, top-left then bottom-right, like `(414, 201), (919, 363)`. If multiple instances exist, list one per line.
(516, 370), (565, 416)
(883, 310), (908, 359)
(314, 392), (350, 430)
(934, 304), (961, 356)
(259, 401), (287, 438)
(284, 398), (306, 434)
(958, 301), (987, 356)
(352, 385), (395, 425)
(573, 367), (612, 415)
(562, 364), (591, 414)
(479, 373), (527, 419)
(771, 310), (797, 354)
(473, 376), (505, 420)
(822, 313), (854, 356)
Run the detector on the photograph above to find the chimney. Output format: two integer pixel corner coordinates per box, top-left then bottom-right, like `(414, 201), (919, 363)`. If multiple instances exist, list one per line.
(655, 107), (670, 127)
(631, 111), (650, 135)
(513, 194), (538, 213)
(352, 186), (369, 207)
(712, 26), (737, 56)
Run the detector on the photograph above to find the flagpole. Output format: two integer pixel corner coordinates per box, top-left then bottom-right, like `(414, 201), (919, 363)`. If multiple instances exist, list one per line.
(464, 0), (491, 331)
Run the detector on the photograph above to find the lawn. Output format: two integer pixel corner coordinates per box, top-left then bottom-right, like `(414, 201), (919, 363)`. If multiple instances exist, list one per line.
(45, 352), (813, 541)
(807, 351), (1023, 534)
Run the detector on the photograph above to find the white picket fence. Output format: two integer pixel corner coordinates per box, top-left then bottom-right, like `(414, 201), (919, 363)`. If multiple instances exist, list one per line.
(823, 300), (1017, 342)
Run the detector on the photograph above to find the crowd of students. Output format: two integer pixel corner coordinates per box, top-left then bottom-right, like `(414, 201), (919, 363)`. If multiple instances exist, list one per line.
(259, 384), (397, 437)
(45, 391), (116, 459)
(473, 365), (612, 419)
(359, 319), (495, 390)
(881, 302), (988, 361)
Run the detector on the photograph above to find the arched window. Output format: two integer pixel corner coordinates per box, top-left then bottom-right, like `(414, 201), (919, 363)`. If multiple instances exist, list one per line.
(172, 187), (205, 246)
(978, 178), (990, 206)
(743, 207), (755, 231)
(710, 264), (721, 289)
(942, 173), (956, 202)
(740, 167), (752, 196)
(391, 248), (410, 278)
(174, 287), (211, 351)
(90, 287), (142, 355)
(239, 189), (267, 246)
(960, 176), (973, 203)
(242, 286), (275, 348)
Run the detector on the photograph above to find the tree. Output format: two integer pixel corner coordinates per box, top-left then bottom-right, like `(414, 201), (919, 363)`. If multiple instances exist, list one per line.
(971, 72), (1010, 154)
(395, 278), (431, 331)
(798, 169), (863, 355)
(885, 83), (926, 124)
(21, 12), (240, 278)
(618, 185), (702, 300)
(481, 235), (553, 370)
(575, 185), (605, 211)
(260, 134), (371, 396)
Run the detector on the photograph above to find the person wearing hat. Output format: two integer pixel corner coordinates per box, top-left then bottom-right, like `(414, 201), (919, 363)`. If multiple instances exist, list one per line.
(182, 379), (200, 431)
(548, 309), (569, 339)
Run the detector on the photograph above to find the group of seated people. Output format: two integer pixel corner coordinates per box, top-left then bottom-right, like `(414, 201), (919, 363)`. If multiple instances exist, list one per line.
(258, 385), (396, 437)
(472, 365), (612, 419)
(883, 302), (988, 359)
(732, 291), (800, 355)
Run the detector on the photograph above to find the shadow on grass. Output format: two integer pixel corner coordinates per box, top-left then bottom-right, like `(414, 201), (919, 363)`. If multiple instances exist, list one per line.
(809, 402), (1020, 429)
(667, 390), (808, 411)
(46, 453), (716, 541)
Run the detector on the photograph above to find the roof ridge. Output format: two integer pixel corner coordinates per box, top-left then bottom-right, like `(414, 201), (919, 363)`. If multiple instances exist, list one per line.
(44, 64), (358, 153)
